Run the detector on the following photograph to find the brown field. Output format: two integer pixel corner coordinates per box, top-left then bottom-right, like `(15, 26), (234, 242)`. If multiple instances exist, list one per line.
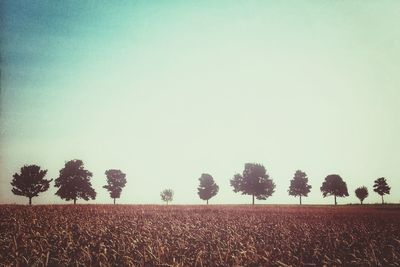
(1, 205), (399, 266)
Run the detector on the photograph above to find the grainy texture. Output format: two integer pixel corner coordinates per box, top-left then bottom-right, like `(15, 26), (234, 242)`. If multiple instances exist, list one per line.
(1, 205), (399, 266)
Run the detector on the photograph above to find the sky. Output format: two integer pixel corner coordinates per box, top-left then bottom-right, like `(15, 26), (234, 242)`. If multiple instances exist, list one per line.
(1, 1), (399, 205)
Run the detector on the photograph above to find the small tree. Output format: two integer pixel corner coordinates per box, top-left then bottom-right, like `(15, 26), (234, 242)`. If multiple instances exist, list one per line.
(230, 163), (275, 205)
(160, 189), (174, 205)
(10, 165), (52, 205)
(373, 177), (390, 204)
(288, 170), (312, 205)
(355, 186), (368, 204)
(197, 173), (219, 204)
(54, 159), (96, 204)
(103, 169), (127, 204)
(320, 174), (349, 205)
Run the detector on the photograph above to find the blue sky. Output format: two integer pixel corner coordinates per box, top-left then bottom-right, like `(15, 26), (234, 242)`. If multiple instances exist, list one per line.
(1, 1), (399, 205)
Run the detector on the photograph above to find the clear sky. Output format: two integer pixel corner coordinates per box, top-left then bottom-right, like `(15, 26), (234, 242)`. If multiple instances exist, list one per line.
(1, 1), (399, 205)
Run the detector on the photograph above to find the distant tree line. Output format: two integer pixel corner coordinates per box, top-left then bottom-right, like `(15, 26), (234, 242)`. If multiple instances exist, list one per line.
(10, 160), (392, 205)
(11, 160), (127, 205)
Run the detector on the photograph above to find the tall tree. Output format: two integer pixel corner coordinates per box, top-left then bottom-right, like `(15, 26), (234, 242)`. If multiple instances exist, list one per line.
(288, 170), (312, 205)
(230, 163), (275, 205)
(320, 174), (349, 205)
(373, 177), (391, 204)
(160, 189), (174, 205)
(103, 169), (127, 204)
(54, 159), (96, 204)
(197, 173), (219, 204)
(10, 165), (52, 205)
(355, 186), (368, 204)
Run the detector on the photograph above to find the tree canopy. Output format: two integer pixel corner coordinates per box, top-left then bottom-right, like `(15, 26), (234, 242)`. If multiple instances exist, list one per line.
(230, 163), (275, 205)
(373, 177), (390, 204)
(160, 189), (174, 204)
(103, 169), (127, 204)
(288, 170), (312, 205)
(355, 186), (368, 204)
(10, 165), (52, 205)
(54, 159), (96, 204)
(197, 173), (219, 204)
(320, 174), (349, 205)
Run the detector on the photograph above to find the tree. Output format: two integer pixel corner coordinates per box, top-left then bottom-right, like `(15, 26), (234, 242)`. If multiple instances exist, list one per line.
(355, 186), (368, 204)
(10, 165), (52, 205)
(54, 159), (96, 204)
(320, 174), (349, 205)
(230, 163), (275, 205)
(103, 169), (127, 204)
(288, 170), (312, 205)
(373, 177), (391, 204)
(197, 173), (219, 204)
(160, 189), (173, 205)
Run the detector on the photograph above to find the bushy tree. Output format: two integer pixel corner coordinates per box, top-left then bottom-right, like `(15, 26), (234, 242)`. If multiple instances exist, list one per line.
(160, 189), (174, 205)
(288, 170), (312, 205)
(230, 163), (275, 205)
(355, 186), (368, 204)
(10, 165), (52, 205)
(103, 169), (127, 204)
(197, 173), (219, 204)
(320, 174), (349, 205)
(54, 159), (96, 204)
(373, 177), (390, 204)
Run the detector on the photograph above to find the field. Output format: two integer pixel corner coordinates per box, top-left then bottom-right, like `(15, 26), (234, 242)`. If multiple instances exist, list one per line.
(1, 205), (399, 266)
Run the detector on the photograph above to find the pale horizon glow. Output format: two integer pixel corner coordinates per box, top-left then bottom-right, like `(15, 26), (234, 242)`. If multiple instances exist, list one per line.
(1, 1), (399, 205)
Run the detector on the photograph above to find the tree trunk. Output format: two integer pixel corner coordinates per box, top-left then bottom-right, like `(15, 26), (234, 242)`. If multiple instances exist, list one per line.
(381, 195), (384, 205)
(114, 198), (116, 205)
(252, 194), (255, 205)
(29, 197), (32, 205)
(300, 196), (302, 205)
(207, 199), (209, 205)
(361, 200), (363, 205)
(74, 198), (76, 205)
(334, 195), (337, 205)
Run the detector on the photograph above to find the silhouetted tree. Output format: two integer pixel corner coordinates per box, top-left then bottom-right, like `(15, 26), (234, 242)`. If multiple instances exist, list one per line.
(320, 174), (349, 205)
(161, 189), (173, 205)
(288, 170), (312, 205)
(10, 165), (52, 205)
(197, 173), (219, 204)
(230, 163), (275, 205)
(54, 159), (96, 204)
(355, 186), (368, 204)
(103, 169), (127, 204)
(373, 177), (391, 204)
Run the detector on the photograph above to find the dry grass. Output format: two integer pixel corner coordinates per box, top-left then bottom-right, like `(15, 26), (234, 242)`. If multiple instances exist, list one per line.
(1, 205), (399, 266)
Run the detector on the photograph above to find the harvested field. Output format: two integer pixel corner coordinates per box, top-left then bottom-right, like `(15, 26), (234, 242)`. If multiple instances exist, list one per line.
(1, 205), (399, 266)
